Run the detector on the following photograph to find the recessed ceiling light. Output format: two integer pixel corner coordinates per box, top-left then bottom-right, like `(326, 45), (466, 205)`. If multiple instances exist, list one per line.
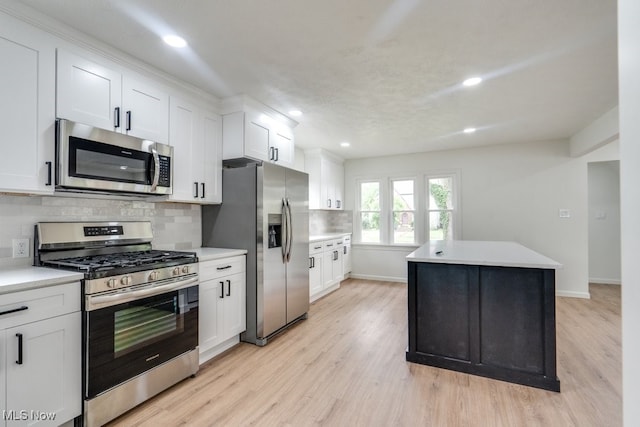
(463, 127), (477, 134)
(462, 77), (482, 87)
(340, 142), (350, 147)
(289, 110), (302, 117)
(162, 35), (187, 48)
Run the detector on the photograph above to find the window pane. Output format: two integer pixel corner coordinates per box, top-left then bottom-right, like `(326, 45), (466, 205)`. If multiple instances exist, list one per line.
(429, 211), (453, 241)
(393, 211), (415, 244)
(428, 177), (453, 209)
(393, 180), (414, 210)
(360, 212), (380, 243)
(360, 182), (380, 210)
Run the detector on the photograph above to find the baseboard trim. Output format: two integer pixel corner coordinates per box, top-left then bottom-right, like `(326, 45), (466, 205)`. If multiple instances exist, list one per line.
(556, 290), (591, 299)
(589, 278), (621, 285)
(349, 273), (407, 283)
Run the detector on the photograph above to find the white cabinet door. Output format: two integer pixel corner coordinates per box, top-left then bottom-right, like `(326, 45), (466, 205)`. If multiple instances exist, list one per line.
(322, 249), (335, 289)
(271, 131), (294, 168)
(169, 97), (198, 202)
(334, 161), (344, 209)
(332, 244), (344, 282)
(5, 312), (81, 427)
(309, 254), (323, 297)
(169, 97), (222, 204)
(201, 111), (222, 203)
(221, 272), (246, 339)
(0, 18), (55, 194)
(56, 49), (121, 131)
(343, 237), (352, 276)
(245, 118), (271, 162)
(122, 77), (169, 143)
(199, 278), (223, 351)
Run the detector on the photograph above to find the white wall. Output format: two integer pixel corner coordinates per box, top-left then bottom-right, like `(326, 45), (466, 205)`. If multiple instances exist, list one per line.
(345, 139), (590, 297)
(619, 0), (640, 423)
(587, 161), (620, 284)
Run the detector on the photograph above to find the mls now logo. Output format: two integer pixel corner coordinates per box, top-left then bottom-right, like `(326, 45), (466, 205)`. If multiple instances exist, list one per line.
(2, 410), (56, 421)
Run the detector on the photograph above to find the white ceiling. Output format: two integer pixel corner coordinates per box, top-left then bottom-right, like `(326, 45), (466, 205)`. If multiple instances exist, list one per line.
(14, 0), (618, 159)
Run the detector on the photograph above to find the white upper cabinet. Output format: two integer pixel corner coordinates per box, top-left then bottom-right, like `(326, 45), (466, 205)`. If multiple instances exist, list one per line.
(221, 96), (297, 168)
(169, 96), (222, 204)
(0, 13), (56, 194)
(305, 149), (345, 210)
(57, 49), (169, 144)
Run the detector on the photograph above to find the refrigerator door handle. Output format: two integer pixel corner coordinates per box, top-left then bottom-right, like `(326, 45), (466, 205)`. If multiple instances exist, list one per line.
(281, 198), (288, 263)
(286, 198), (293, 262)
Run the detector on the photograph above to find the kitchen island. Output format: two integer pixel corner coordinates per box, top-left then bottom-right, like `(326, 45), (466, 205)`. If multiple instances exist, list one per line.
(406, 240), (562, 391)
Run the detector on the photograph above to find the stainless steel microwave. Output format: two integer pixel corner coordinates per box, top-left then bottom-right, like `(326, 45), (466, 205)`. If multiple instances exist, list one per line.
(56, 119), (172, 196)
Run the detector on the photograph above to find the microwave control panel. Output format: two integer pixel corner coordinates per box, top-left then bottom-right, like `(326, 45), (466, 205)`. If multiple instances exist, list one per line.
(158, 156), (171, 187)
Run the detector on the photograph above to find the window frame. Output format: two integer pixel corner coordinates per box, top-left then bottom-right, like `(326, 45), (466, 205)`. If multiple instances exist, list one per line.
(356, 179), (384, 245)
(390, 177), (418, 245)
(425, 173), (460, 241)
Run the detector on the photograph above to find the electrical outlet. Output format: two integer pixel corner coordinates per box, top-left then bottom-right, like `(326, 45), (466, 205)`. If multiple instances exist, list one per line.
(12, 238), (29, 258)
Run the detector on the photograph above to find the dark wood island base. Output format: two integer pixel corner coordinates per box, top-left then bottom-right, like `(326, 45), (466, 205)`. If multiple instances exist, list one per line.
(406, 242), (561, 392)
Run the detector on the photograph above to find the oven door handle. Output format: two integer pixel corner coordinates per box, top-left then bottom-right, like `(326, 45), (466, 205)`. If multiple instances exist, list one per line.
(86, 276), (198, 311)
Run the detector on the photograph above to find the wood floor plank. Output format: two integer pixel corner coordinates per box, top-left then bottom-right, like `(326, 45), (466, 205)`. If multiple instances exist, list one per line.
(107, 280), (621, 427)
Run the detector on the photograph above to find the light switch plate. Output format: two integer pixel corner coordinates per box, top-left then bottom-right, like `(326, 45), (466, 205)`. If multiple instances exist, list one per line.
(559, 209), (571, 218)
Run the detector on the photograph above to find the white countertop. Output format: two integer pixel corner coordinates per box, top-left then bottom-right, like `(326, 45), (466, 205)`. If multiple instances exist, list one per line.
(0, 267), (84, 295)
(406, 240), (562, 270)
(195, 247), (248, 262)
(309, 233), (352, 242)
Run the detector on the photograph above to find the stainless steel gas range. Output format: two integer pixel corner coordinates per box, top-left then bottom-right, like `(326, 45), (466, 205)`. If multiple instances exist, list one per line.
(34, 221), (199, 427)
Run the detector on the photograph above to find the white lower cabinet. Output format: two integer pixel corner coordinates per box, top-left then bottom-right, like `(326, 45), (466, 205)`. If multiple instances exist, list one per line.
(342, 235), (352, 277)
(199, 256), (246, 364)
(0, 281), (82, 427)
(309, 235), (351, 303)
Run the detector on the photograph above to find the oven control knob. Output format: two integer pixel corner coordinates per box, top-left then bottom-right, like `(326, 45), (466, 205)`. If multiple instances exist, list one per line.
(182, 266), (190, 274)
(148, 271), (158, 281)
(107, 278), (117, 288)
(120, 276), (132, 286)
(173, 267), (180, 276)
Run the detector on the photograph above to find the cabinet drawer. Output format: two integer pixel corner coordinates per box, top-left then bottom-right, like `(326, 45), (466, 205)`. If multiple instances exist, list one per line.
(0, 281), (81, 329)
(200, 256), (246, 280)
(323, 240), (337, 251)
(343, 235), (351, 244)
(309, 242), (324, 255)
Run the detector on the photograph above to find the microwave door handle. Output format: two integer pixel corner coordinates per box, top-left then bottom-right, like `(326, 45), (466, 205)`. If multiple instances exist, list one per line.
(149, 147), (160, 192)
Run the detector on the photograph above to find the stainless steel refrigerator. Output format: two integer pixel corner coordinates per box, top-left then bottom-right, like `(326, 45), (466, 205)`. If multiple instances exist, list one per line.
(202, 160), (309, 345)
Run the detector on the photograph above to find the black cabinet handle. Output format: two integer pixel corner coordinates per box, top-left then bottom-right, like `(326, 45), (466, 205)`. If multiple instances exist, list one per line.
(275, 148), (279, 162)
(45, 161), (52, 186)
(336, 200), (341, 209)
(194, 182), (199, 198)
(309, 257), (313, 269)
(219, 281), (225, 299)
(226, 279), (231, 296)
(327, 199), (332, 208)
(16, 333), (23, 365)
(269, 147), (275, 161)
(0, 306), (28, 317)
(114, 107), (120, 128)
(344, 246), (347, 255)
(126, 110), (132, 131)
(201, 182), (205, 199)
(216, 265), (232, 271)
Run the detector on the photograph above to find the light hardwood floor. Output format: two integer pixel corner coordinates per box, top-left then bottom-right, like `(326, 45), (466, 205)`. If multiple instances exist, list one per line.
(107, 280), (621, 427)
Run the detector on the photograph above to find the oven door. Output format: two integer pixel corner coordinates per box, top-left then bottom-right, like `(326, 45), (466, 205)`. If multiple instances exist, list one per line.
(85, 281), (198, 399)
(56, 118), (172, 195)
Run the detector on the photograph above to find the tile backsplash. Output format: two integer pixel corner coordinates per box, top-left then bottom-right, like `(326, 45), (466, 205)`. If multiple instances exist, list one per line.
(0, 194), (201, 268)
(309, 209), (353, 235)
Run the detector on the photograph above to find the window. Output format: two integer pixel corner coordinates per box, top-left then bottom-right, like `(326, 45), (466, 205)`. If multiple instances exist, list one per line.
(354, 172), (458, 245)
(392, 179), (415, 244)
(359, 181), (381, 243)
(427, 176), (455, 241)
